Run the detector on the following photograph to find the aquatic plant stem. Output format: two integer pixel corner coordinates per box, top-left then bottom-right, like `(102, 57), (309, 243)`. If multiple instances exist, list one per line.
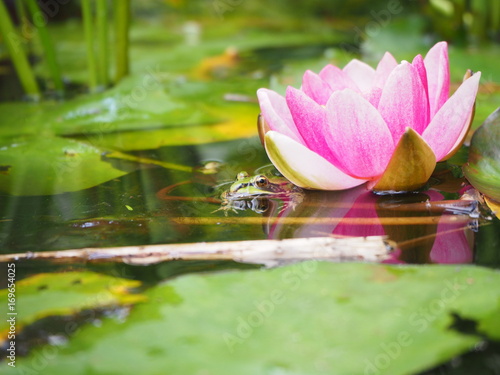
(0, 0), (40, 98)
(96, 0), (109, 87)
(114, 0), (130, 82)
(81, 0), (98, 91)
(24, 0), (64, 94)
(491, 0), (500, 35)
(15, 0), (29, 35)
(104, 151), (193, 173)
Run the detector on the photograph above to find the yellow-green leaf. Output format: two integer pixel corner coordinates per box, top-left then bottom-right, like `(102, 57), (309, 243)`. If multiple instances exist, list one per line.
(0, 272), (145, 340)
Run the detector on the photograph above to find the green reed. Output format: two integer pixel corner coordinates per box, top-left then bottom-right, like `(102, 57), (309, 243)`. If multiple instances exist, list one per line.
(24, 0), (64, 94)
(0, 0), (40, 99)
(114, 0), (131, 82)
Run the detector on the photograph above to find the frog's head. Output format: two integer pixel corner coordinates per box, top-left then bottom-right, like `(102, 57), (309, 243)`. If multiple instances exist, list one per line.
(219, 171), (304, 214)
(228, 171), (276, 195)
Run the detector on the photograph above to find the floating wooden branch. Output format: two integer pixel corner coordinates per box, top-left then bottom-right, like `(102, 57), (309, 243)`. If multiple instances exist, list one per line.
(0, 236), (392, 266)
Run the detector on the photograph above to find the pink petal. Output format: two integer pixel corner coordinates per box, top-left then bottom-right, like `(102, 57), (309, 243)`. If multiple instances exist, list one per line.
(372, 52), (398, 89)
(319, 64), (359, 92)
(264, 131), (367, 190)
(424, 41), (450, 117)
(268, 186), (367, 239)
(285, 86), (339, 165)
(332, 192), (386, 237)
(382, 249), (406, 264)
(412, 54), (428, 93)
(411, 54), (430, 129)
(325, 89), (395, 178)
(378, 61), (429, 144)
(257, 88), (305, 145)
(301, 70), (333, 105)
(342, 59), (376, 92)
(363, 87), (383, 107)
(446, 104), (474, 156)
(422, 72), (480, 161)
(430, 219), (473, 264)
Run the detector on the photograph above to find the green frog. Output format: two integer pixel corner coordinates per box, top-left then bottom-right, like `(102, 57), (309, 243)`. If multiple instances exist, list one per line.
(220, 171), (304, 213)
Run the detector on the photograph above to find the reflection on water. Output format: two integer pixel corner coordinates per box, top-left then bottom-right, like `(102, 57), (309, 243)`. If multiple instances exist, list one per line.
(251, 186), (477, 265)
(0, 137), (497, 269)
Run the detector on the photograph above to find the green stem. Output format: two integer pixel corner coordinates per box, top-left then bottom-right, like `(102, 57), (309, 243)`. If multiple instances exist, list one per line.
(491, 0), (500, 35)
(81, 0), (98, 91)
(24, 0), (64, 94)
(0, 0), (40, 98)
(114, 0), (130, 82)
(15, 0), (29, 36)
(105, 151), (193, 173)
(14, 1), (34, 58)
(96, 0), (109, 87)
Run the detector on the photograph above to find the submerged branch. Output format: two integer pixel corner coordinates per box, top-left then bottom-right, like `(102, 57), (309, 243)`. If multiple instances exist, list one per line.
(169, 215), (472, 226)
(0, 236), (391, 266)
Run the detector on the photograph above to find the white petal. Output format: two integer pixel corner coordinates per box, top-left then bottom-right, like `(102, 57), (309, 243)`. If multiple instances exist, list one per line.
(265, 131), (367, 190)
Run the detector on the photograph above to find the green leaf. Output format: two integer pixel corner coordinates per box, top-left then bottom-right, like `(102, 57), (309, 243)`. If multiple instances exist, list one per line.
(0, 272), (144, 340)
(0, 75), (261, 148)
(78, 102), (258, 151)
(463, 108), (500, 201)
(8, 263), (500, 375)
(0, 136), (130, 196)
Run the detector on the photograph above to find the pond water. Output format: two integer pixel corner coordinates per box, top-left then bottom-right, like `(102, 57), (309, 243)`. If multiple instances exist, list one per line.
(1, 2), (500, 374)
(1, 137), (498, 267)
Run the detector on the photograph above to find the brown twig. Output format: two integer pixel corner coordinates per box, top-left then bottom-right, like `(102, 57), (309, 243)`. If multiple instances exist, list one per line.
(0, 236), (390, 266)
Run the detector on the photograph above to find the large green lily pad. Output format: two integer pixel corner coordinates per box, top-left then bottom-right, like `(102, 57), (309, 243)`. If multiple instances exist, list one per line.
(6, 262), (500, 375)
(0, 76), (261, 139)
(74, 101), (259, 151)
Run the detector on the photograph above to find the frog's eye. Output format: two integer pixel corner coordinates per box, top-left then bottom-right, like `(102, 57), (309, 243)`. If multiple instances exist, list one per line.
(254, 175), (268, 188)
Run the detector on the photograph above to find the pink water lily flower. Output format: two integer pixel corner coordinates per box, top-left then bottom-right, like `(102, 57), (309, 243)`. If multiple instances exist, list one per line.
(257, 42), (481, 192)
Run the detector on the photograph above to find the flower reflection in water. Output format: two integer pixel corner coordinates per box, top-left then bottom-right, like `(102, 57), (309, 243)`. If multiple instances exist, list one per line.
(262, 186), (475, 265)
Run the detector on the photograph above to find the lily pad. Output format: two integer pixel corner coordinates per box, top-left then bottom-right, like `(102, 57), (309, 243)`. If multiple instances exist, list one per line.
(6, 262), (500, 375)
(75, 102), (258, 151)
(0, 136), (130, 196)
(0, 271), (145, 341)
(463, 107), (500, 201)
(0, 75), (261, 150)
